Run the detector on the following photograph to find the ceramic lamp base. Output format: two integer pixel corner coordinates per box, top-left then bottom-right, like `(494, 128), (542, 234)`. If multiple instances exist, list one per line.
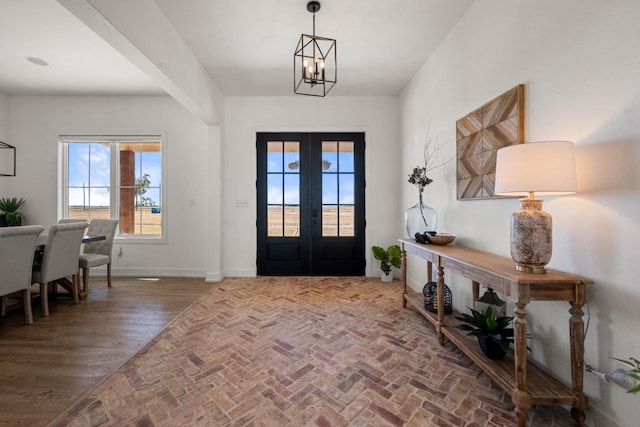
(510, 198), (551, 274)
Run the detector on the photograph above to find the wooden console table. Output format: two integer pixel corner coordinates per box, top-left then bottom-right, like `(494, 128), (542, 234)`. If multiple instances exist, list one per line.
(399, 238), (593, 426)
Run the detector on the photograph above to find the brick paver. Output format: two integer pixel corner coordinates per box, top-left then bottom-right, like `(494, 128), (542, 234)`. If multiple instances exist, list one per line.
(52, 277), (574, 426)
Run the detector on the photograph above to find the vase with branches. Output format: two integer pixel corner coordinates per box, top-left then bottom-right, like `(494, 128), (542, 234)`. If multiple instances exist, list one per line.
(405, 128), (452, 239)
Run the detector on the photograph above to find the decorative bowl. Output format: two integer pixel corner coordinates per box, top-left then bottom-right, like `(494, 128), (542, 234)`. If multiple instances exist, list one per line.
(426, 233), (456, 245)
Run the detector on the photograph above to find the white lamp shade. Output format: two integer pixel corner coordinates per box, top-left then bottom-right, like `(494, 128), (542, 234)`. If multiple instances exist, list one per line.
(494, 141), (577, 196)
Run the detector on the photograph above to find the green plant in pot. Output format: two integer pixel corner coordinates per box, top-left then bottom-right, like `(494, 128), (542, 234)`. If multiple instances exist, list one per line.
(372, 245), (402, 282)
(454, 305), (516, 360)
(0, 197), (25, 227)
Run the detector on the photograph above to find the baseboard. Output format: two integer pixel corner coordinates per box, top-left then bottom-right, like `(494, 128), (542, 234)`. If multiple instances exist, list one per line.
(109, 267), (207, 278)
(585, 402), (624, 427)
(205, 272), (224, 282)
(224, 268), (256, 277)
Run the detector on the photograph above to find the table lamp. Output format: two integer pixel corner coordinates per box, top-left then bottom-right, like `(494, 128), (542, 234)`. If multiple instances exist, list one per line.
(494, 141), (577, 273)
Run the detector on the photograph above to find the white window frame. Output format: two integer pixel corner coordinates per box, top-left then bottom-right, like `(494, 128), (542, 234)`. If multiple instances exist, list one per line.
(58, 133), (167, 244)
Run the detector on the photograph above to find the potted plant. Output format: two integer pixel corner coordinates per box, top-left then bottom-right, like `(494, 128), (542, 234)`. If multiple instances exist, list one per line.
(372, 245), (402, 282)
(0, 197), (25, 227)
(454, 305), (516, 360)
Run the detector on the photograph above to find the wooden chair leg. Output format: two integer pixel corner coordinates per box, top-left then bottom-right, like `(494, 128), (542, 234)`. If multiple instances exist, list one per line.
(107, 263), (112, 287)
(23, 288), (33, 324)
(72, 274), (79, 304)
(40, 282), (49, 317)
(82, 267), (89, 294)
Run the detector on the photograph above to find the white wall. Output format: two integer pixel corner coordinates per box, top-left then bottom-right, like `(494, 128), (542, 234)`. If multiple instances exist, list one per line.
(0, 92), (13, 194)
(399, 0), (640, 425)
(223, 96), (401, 277)
(8, 95), (216, 277)
(0, 92), (7, 140)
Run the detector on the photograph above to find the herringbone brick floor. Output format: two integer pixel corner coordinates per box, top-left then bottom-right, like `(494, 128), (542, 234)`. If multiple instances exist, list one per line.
(51, 277), (573, 426)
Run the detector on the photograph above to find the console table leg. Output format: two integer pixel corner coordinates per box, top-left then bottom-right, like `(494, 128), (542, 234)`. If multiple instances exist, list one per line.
(437, 264), (445, 345)
(571, 407), (586, 426)
(513, 302), (530, 426)
(515, 406), (528, 427)
(514, 303), (528, 389)
(569, 286), (588, 426)
(401, 245), (407, 308)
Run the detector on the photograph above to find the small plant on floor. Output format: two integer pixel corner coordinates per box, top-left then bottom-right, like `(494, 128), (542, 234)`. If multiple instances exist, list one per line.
(612, 357), (640, 394)
(372, 245), (402, 278)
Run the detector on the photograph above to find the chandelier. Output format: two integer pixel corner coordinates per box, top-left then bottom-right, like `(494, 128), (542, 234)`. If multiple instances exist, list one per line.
(293, 1), (337, 96)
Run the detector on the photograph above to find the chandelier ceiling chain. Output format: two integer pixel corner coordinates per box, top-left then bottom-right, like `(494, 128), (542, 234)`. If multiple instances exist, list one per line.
(293, 1), (337, 97)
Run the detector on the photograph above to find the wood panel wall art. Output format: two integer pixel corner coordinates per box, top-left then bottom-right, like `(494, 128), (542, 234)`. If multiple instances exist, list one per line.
(456, 84), (524, 200)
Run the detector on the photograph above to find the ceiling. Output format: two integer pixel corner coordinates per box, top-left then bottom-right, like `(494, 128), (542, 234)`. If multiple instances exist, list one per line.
(0, 0), (475, 97)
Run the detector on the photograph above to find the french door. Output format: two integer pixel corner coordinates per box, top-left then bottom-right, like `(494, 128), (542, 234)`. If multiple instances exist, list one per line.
(257, 132), (365, 275)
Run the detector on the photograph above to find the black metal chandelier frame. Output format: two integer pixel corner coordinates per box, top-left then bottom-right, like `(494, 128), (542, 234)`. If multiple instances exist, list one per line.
(293, 1), (337, 97)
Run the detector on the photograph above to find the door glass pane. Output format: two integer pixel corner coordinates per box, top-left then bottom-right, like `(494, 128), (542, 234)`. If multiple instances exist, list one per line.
(284, 206), (300, 236)
(267, 141), (283, 172)
(267, 205), (283, 236)
(338, 141), (354, 172)
(339, 174), (354, 204)
(322, 174), (337, 204)
(322, 141), (337, 172)
(267, 174), (283, 204)
(322, 206), (338, 236)
(284, 141), (300, 173)
(339, 205), (355, 236)
(284, 174), (299, 204)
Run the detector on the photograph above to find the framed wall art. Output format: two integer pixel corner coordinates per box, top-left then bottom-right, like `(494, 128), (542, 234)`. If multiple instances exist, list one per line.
(0, 141), (16, 177)
(456, 84), (524, 200)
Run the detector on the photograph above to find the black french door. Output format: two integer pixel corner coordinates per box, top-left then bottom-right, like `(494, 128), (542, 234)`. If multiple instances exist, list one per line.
(257, 132), (365, 275)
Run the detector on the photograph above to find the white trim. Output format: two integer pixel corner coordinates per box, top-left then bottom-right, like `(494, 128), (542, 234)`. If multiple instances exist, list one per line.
(205, 272), (224, 282)
(57, 131), (167, 244)
(108, 267), (207, 278)
(224, 268), (256, 277)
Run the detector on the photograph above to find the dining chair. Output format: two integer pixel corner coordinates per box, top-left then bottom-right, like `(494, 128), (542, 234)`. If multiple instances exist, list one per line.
(31, 221), (88, 316)
(0, 225), (45, 324)
(79, 219), (119, 292)
(58, 218), (88, 224)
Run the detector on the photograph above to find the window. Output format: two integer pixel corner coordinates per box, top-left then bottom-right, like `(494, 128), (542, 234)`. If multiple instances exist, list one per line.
(59, 135), (164, 241)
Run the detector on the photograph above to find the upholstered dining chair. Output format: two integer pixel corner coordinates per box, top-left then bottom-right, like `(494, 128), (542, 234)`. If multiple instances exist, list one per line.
(79, 219), (119, 292)
(0, 225), (45, 324)
(58, 218), (88, 224)
(31, 221), (88, 316)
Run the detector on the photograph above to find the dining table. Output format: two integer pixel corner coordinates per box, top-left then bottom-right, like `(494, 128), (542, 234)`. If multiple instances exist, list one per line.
(35, 234), (106, 300)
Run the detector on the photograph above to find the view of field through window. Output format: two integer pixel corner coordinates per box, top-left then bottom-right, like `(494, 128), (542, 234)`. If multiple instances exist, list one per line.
(66, 141), (162, 235)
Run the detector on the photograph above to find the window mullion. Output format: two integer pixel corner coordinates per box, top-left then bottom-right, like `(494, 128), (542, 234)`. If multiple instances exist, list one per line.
(111, 143), (119, 221)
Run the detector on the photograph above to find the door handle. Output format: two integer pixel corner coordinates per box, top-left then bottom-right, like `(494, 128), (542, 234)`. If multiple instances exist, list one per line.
(312, 209), (318, 218)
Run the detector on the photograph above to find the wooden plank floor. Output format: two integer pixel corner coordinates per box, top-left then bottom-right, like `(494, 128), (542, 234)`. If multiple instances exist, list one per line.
(0, 277), (212, 426)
